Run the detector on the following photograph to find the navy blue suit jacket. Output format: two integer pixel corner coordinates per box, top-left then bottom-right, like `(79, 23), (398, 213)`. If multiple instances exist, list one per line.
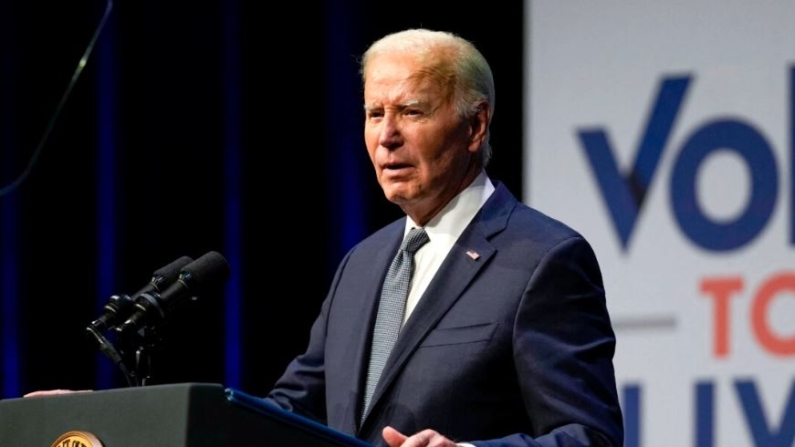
(267, 181), (624, 447)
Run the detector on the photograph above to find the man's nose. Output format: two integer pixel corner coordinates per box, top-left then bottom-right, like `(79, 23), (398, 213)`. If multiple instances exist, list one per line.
(379, 114), (402, 149)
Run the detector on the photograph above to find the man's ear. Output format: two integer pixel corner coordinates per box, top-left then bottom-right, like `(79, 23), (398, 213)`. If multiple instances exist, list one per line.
(468, 101), (490, 153)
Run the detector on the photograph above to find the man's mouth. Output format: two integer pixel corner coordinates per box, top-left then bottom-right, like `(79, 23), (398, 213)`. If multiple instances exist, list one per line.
(383, 162), (412, 171)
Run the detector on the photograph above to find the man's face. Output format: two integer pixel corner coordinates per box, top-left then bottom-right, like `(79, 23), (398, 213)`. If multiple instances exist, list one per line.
(363, 51), (481, 225)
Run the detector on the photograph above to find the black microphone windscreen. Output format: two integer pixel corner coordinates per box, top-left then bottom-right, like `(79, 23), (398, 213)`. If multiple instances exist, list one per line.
(114, 251), (230, 336)
(151, 255), (193, 286)
(181, 251), (231, 292)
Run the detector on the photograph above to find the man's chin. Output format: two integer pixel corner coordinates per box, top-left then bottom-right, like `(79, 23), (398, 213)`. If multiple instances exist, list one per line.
(384, 193), (409, 205)
(381, 185), (415, 204)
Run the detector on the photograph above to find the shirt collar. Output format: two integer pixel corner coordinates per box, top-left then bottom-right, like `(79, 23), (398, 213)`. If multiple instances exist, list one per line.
(404, 170), (495, 245)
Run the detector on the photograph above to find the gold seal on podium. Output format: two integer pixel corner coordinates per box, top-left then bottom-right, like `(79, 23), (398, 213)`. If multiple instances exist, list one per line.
(49, 430), (103, 447)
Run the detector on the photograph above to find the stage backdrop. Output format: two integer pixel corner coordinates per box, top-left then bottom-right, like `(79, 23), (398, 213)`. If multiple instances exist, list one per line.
(0, 0), (525, 402)
(525, 1), (794, 447)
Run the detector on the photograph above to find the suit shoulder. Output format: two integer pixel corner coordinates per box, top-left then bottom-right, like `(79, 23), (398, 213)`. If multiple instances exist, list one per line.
(483, 181), (588, 248)
(509, 202), (588, 245)
(344, 218), (404, 255)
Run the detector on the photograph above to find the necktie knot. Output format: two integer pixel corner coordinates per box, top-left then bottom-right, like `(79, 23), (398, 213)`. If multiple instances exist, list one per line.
(401, 227), (429, 255)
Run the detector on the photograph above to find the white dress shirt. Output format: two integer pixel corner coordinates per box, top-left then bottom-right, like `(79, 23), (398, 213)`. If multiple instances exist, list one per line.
(400, 170), (495, 326)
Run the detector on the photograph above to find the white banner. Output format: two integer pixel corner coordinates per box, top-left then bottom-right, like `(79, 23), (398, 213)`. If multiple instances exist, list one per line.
(524, 1), (795, 446)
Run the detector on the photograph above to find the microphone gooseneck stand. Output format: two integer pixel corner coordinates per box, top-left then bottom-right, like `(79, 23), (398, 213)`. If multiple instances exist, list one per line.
(119, 324), (164, 387)
(86, 324), (138, 387)
(87, 320), (164, 387)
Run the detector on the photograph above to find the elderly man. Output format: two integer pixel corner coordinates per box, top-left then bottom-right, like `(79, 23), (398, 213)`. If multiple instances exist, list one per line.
(265, 28), (624, 447)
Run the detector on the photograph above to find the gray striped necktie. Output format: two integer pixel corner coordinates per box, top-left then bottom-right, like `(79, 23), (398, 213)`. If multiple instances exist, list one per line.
(361, 227), (430, 421)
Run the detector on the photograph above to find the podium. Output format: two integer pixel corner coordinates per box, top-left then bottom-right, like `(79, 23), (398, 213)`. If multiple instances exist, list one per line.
(0, 382), (375, 447)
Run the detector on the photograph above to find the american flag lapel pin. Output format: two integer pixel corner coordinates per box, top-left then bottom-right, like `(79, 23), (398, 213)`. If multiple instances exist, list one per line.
(466, 250), (480, 260)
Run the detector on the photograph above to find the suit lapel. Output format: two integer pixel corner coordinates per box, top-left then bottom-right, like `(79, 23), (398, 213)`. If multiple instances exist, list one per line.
(360, 182), (517, 426)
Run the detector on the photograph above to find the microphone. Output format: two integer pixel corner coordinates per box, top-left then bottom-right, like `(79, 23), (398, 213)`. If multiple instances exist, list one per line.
(88, 255), (193, 333)
(116, 251), (231, 336)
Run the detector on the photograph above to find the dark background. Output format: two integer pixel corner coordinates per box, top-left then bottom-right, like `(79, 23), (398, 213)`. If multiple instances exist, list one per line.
(0, 0), (524, 398)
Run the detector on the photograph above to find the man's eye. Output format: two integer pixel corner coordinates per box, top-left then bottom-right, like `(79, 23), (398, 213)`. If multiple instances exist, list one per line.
(405, 109), (422, 116)
(367, 111), (383, 120)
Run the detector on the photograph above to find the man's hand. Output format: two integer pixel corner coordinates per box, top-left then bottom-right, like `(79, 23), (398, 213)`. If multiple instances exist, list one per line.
(23, 389), (92, 398)
(382, 426), (460, 447)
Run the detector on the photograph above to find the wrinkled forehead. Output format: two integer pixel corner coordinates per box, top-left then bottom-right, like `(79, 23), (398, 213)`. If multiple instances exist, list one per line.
(363, 51), (456, 105)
